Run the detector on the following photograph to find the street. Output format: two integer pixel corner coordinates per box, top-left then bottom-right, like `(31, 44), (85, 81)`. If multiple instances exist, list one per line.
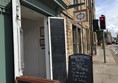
(109, 44), (118, 64)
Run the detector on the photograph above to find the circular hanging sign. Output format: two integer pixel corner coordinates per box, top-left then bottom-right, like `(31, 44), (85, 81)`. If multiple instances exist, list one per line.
(74, 9), (88, 22)
(76, 12), (85, 20)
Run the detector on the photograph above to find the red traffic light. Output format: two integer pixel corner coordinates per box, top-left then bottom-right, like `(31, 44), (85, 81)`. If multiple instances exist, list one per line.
(100, 17), (105, 21)
(99, 15), (106, 29)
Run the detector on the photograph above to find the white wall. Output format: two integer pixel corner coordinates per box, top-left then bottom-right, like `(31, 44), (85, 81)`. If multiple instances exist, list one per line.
(22, 18), (46, 77)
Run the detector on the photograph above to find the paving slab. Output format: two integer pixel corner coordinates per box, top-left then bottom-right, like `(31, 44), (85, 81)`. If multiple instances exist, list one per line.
(93, 46), (118, 83)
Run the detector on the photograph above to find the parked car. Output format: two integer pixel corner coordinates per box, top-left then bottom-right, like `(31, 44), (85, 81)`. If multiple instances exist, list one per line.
(112, 41), (116, 44)
(116, 42), (118, 44)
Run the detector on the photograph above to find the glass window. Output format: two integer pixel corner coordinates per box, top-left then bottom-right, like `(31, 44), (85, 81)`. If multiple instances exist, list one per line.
(73, 0), (78, 10)
(72, 25), (77, 54)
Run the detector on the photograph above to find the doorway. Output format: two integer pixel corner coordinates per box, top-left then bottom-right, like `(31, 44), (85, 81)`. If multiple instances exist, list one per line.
(21, 6), (46, 78)
(13, 4), (67, 81)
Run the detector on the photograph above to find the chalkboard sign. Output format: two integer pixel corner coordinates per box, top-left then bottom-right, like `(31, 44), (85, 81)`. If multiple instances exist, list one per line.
(68, 54), (93, 83)
(50, 18), (67, 83)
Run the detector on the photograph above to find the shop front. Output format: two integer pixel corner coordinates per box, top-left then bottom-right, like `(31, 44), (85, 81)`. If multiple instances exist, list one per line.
(0, 0), (68, 83)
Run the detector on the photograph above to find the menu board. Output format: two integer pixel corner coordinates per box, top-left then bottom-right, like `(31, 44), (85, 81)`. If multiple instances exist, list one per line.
(68, 54), (93, 83)
(50, 18), (67, 83)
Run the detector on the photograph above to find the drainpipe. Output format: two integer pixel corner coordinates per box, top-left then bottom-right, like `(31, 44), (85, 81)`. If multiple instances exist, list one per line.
(88, 0), (93, 56)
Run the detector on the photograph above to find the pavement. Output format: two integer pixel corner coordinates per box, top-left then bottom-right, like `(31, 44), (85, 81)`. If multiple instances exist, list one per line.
(93, 46), (118, 83)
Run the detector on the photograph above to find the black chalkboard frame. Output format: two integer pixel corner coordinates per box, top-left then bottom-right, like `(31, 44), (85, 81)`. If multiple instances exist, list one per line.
(68, 54), (93, 83)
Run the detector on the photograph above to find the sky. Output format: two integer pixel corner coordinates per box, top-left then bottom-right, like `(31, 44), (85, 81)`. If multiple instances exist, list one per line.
(95, 0), (118, 37)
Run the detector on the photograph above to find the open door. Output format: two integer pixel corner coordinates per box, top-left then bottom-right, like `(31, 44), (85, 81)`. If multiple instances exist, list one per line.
(12, 0), (24, 78)
(48, 17), (67, 83)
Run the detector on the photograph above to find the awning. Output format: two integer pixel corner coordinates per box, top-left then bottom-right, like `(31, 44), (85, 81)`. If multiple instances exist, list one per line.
(21, 0), (67, 16)
(54, 0), (67, 10)
(70, 20), (82, 29)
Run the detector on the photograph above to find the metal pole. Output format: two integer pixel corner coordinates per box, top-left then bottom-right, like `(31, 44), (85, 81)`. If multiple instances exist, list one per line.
(103, 31), (106, 63)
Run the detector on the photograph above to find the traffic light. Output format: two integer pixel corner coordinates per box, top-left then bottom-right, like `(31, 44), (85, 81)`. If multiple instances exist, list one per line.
(93, 19), (99, 32)
(100, 15), (106, 29)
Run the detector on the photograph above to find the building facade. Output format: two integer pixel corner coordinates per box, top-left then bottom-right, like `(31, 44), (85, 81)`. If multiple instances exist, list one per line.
(62, 0), (96, 55)
(0, 0), (95, 83)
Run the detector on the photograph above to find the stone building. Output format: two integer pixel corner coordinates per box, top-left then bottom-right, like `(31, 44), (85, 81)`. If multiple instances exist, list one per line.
(62, 0), (96, 55)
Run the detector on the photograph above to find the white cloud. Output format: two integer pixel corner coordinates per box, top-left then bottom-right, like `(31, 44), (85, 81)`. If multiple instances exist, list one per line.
(95, 0), (118, 37)
(107, 25), (113, 29)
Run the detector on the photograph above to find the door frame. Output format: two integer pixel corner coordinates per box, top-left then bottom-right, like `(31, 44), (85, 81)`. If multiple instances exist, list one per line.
(13, 0), (49, 78)
(12, 0), (67, 79)
(12, 0), (23, 78)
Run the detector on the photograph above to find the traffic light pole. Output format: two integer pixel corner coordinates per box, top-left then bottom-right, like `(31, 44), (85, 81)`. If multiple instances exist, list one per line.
(103, 31), (106, 63)
(99, 15), (106, 63)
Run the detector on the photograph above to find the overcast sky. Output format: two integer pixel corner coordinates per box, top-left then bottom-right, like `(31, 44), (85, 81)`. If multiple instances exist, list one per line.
(95, 0), (118, 37)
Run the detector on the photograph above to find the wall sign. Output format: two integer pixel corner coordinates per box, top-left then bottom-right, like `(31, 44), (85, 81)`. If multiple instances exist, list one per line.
(74, 9), (88, 22)
(68, 54), (93, 83)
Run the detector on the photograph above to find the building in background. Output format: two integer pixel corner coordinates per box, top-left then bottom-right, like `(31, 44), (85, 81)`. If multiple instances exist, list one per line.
(106, 31), (112, 45)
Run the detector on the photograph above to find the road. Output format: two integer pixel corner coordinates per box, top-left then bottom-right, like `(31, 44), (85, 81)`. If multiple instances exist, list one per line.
(109, 44), (118, 64)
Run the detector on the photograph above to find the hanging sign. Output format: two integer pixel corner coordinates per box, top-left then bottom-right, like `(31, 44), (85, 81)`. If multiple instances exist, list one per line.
(74, 9), (88, 22)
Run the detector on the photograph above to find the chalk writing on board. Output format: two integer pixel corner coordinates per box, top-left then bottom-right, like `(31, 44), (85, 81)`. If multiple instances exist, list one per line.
(68, 54), (93, 83)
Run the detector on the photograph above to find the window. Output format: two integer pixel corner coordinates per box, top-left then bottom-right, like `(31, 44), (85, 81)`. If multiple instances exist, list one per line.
(72, 25), (77, 54)
(73, 0), (78, 10)
(72, 25), (81, 54)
